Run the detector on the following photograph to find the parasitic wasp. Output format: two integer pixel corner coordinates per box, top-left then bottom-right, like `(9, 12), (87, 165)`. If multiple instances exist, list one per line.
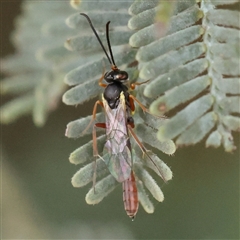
(80, 13), (166, 219)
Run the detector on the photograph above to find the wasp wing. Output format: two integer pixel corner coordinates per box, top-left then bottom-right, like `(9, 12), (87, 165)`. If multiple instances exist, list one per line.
(102, 92), (132, 182)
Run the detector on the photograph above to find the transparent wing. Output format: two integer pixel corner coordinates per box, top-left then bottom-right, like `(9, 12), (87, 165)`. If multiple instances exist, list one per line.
(102, 92), (132, 182)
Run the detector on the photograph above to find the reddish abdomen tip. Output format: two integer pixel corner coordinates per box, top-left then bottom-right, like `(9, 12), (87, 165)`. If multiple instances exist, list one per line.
(123, 171), (139, 219)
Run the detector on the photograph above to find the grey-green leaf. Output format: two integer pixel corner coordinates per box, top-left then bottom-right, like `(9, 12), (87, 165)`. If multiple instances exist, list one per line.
(140, 42), (206, 80)
(63, 78), (101, 105)
(136, 180), (154, 214)
(0, 94), (34, 124)
(134, 164), (164, 202)
(85, 175), (118, 205)
(150, 76), (211, 114)
(176, 112), (217, 145)
(136, 25), (204, 62)
(157, 95), (214, 141)
(72, 157), (108, 188)
(69, 135), (106, 165)
(144, 58), (209, 98)
(65, 113), (104, 138)
(135, 124), (176, 155)
(206, 130), (222, 148)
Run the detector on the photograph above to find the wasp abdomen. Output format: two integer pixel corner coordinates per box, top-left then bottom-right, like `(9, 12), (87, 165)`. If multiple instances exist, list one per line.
(123, 171), (139, 219)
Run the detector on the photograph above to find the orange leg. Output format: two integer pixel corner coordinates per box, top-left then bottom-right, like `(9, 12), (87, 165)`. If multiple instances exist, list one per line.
(80, 100), (105, 192)
(81, 100), (104, 137)
(127, 124), (167, 183)
(130, 80), (150, 90)
(127, 123), (148, 155)
(129, 95), (149, 113)
(88, 67), (107, 191)
(129, 94), (166, 119)
(129, 95), (135, 112)
(90, 101), (104, 162)
(92, 122), (106, 157)
(98, 67), (107, 88)
(128, 79), (151, 114)
(93, 100), (104, 118)
(92, 122), (106, 192)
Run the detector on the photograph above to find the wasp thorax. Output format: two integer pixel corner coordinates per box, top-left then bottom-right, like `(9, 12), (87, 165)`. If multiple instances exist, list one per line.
(103, 83), (123, 109)
(104, 69), (128, 83)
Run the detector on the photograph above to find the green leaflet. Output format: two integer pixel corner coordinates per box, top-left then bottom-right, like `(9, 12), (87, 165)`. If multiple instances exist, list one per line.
(65, 29), (132, 52)
(144, 58), (209, 98)
(63, 78), (101, 105)
(37, 46), (72, 63)
(129, 0), (159, 15)
(134, 147), (173, 182)
(134, 163), (164, 202)
(0, 73), (39, 95)
(206, 130), (222, 148)
(64, 48), (136, 86)
(219, 97), (240, 114)
(67, 12), (130, 29)
(136, 25), (204, 62)
(176, 112), (217, 145)
(140, 42), (206, 80)
(150, 76), (211, 113)
(85, 175), (118, 205)
(72, 157), (108, 188)
(0, 94), (34, 124)
(71, 0), (132, 11)
(211, 0), (239, 6)
(69, 135), (106, 165)
(65, 112), (105, 138)
(33, 71), (66, 127)
(208, 26), (240, 43)
(135, 124), (176, 156)
(129, 6), (159, 30)
(222, 116), (240, 132)
(167, 4), (203, 35)
(207, 9), (240, 28)
(157, 95), (214, 141)
(137, 180), (154, 214)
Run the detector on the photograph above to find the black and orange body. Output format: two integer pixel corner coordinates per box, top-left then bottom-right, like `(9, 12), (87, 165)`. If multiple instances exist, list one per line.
(81, 13), (164, 219)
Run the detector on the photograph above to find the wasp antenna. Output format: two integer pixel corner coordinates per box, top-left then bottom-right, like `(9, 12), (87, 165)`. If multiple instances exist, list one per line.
(106, 21), (117, 68)
(80, 13), (112, 65)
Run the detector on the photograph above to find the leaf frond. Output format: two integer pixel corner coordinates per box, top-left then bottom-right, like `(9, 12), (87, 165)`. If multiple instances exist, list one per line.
(129, 0), (239, 152)
(1, 1), (77, 126)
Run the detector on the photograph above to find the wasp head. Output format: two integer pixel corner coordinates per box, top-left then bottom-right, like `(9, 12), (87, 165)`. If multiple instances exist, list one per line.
(104, 69), (128, 83)
(103, 83), (125, 109)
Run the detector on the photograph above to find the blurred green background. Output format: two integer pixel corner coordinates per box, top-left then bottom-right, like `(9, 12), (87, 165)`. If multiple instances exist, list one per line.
(1, 1), (239, 239)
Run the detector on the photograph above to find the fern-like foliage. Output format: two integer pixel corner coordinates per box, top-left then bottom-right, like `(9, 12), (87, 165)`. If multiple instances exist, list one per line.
(0, 1), (78, 126)
(129, 0), (239, 152)
(63, 1), (176, 214)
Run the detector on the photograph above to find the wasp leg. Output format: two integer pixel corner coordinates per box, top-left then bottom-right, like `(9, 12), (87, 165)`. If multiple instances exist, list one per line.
(81, 100), (104, 192)
(129, 94), (166, 119)
(127, 124), (167, 183)
(93, 123), (106, 157)
(130, 80), (150, 90)
(81, 100), (104, 136)
(92, 122), (106, 193)
(129, 95), (149, 113)
(98, 68), (107, 88)
(129, 94), (135, 113)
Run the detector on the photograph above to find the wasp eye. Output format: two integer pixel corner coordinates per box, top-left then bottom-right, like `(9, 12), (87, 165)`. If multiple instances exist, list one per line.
(116, 71), (128, 81)
(104, 70), (128, 83)
(104, 71), (114, 83)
